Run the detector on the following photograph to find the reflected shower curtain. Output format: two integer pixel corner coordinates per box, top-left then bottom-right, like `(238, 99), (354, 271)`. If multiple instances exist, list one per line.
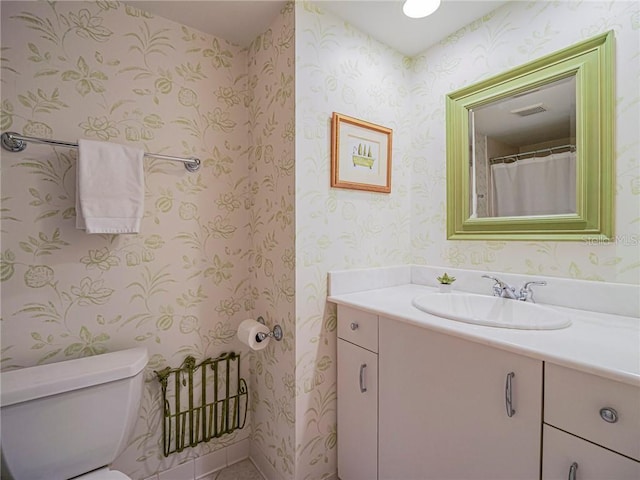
(490, 151), (576, 217)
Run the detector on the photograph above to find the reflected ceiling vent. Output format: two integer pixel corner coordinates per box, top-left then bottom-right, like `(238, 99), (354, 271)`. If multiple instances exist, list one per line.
(510, 103), (547, 117)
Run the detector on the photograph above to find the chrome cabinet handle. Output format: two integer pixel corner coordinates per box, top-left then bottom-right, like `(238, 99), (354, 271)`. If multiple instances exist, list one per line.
(359, 363), (367, 393)
(505, 372), (515, 417)
(568, 461), (578, 480)
(599, 407), (618, 423)
(350, 322), (359, 331)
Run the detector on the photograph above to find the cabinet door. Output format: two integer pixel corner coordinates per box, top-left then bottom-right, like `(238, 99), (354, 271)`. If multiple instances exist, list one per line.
(542, 424), (640, 480)
(378, 317), (542, 480)
(338, 339), (378, 480)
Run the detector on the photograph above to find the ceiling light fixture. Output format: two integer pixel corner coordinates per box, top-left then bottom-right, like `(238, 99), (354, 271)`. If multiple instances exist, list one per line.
(403, 0), (442, 19)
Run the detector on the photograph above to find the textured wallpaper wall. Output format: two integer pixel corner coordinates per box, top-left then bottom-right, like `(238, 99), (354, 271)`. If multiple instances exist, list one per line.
(295, 3), (413, 479)
(2, 1), (638, 480)
(409, 0), (640, 283)
(295, 1), (638, 479)
(245, 4), (296, 479)
(0, 1), (292, 478)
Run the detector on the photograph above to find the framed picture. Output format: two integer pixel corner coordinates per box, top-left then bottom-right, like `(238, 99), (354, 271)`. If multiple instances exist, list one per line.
(331, 112), (392, 193)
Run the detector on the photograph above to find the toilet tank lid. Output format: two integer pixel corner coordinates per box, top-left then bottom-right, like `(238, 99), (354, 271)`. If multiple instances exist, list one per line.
(1, 347), (148, 407)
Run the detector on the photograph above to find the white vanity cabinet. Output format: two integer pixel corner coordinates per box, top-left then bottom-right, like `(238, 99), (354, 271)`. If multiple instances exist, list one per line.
(334, 300), (639, 480)
(378, 316), (542, 480)
(542, 363), (640, 480)
(337, 306), (379, 480)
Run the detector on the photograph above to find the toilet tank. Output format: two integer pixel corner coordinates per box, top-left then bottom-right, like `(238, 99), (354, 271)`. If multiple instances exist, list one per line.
(0, 347), (148, 480)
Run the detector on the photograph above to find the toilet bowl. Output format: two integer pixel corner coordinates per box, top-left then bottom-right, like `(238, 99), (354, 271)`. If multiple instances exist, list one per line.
(0, 347), (148, 480)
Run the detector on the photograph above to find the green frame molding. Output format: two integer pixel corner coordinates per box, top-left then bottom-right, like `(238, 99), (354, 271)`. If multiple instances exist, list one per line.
(446, 31), (614, 241)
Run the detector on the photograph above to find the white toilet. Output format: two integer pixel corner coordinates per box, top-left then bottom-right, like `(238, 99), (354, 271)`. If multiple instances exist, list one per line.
(0, 347), (148, 480)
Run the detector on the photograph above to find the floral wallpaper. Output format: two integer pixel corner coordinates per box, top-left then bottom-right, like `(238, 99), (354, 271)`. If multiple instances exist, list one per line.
(245, 4), (296, 480)
(2, 1), (638, 480)
(294, 3), (413, 479)
(295, 1), (638, 479)
(409, 1), (640, 283)
(0, 1), (292, 478)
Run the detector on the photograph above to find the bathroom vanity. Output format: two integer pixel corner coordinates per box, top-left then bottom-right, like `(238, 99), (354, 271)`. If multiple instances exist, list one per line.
(328, 267), (640, 480)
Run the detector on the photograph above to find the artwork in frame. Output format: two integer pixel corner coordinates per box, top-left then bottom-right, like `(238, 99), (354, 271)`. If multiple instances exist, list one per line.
(331, 112), (393, 193)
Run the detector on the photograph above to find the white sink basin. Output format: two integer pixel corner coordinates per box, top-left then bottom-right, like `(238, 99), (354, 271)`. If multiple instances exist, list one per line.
(412, 292), (572, 330)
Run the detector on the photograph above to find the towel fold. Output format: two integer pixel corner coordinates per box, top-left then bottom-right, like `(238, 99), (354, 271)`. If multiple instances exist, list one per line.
(76, 139), (145, 234)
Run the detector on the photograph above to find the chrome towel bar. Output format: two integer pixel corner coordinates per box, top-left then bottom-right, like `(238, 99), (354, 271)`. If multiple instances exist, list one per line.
(1, 131), (201, 172)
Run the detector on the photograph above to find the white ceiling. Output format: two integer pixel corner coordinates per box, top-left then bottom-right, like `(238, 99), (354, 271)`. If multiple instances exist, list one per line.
(125, 0), (508, 56)
(125, 1), (288, 46)
(474, 76), (576, 146)
(321, 0), (507, 56)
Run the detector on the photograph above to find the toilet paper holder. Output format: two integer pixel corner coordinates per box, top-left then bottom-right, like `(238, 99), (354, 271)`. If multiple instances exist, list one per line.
(256, 316), (283, 342)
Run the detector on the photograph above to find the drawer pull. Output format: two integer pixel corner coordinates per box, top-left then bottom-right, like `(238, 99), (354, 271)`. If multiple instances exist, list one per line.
(599, 407), (618, 423)
(505, 372), (515, 417)
(568, 461), (578, 480)
(359, 363), (367, 393)
(350, 322), (359, 331)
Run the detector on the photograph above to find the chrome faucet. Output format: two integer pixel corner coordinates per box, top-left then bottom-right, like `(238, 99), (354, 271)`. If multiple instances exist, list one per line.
(482, 275), (547, 302)
(519, 280), (547, 303)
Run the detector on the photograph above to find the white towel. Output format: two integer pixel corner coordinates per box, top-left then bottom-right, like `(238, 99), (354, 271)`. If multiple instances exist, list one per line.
(76, 139), (145, 234)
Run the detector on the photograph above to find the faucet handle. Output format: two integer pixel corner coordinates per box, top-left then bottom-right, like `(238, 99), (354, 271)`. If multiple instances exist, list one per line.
(520, 280), (547, 302)
(482, 274), (504, 285)
(482, 275), (507, 297)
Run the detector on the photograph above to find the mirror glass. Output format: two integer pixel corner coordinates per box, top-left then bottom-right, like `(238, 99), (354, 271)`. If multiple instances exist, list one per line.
(470, 76), (576, 218)
(446, 31), (613, 241)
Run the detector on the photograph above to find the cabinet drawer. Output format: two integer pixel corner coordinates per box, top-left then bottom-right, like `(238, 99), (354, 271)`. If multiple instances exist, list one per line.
(337, 305), (378, 352)
(542, 425), (640, 480)
(544, 363), (640, 460)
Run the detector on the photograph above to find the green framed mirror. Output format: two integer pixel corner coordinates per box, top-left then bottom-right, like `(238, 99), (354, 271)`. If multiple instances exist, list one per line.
(446, 31), (614, 241)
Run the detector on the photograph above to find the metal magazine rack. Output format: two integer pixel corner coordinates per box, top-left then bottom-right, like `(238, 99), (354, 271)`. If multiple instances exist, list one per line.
(154, 352), (248, 456)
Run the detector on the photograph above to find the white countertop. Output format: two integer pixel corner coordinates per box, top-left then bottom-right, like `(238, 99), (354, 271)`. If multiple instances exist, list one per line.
(329, 283), (640, 387)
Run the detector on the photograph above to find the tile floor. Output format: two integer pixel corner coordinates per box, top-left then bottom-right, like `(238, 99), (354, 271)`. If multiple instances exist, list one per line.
(199, 459), (264, 480)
